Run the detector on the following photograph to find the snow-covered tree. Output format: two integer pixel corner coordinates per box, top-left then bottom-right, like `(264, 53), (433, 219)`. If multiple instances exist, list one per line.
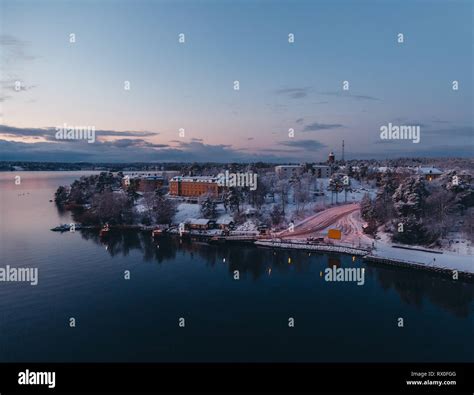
(392, 176), (428, 218)
(225, 188), (242, 213)
(328, 174), (344, 204)
(200, 196), (217, 219)
(270, 205), (283, 226)
(360, 193), (374, 221)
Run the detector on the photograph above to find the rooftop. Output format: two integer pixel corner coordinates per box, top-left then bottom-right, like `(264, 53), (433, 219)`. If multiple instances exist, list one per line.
(185, 218), (214, 225)
(417, 167), (443, 175)
(171, 176), (219, 183)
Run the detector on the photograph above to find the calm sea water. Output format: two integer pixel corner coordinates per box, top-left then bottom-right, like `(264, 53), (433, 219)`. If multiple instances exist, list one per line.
(0, 171), (473, 362)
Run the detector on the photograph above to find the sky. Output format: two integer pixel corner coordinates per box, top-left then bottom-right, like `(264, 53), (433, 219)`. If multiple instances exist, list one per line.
(0, 0), (472, 163)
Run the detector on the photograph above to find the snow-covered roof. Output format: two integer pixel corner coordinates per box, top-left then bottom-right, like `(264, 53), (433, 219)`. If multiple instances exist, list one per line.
(171, 176), (219, 183)
(216, 218), (234, 225)
(185, 218), (214, 225)
(417, 167), (443, 175)
(123, 174), (164, 180)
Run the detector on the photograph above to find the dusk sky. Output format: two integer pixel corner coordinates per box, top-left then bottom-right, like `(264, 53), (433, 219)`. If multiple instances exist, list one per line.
(0, 0), (472, 162)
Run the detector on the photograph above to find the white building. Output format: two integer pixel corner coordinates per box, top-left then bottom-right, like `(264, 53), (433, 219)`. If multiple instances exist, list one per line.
(275, 165), (304, 177)
(312, 165), (331, 178)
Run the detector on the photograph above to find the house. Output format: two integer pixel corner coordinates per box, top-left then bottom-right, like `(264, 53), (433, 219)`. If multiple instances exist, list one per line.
(244, 208), (258, 217)
(185, 218), (216, 230)
(417, 167), (443, 181)
(216, 218), (234, 230)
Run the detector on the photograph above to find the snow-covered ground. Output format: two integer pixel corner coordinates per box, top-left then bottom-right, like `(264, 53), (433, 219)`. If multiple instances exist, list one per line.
(371, 240), (473, 274)
(439, 232), (472, 255)
(173, 202), (203, 224)
(278, 202), (474, 275)
(370, 230), (473, 273)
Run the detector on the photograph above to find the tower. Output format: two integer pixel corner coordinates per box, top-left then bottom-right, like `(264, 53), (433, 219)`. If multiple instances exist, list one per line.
(328, 152), (335, 164)
(342, 140), (345, 163)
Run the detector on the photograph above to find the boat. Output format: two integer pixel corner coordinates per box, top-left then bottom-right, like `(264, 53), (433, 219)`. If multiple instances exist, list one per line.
(51, 224), (83, 232)
(152, 228), (166, 238)
(99, 224), (110, 237)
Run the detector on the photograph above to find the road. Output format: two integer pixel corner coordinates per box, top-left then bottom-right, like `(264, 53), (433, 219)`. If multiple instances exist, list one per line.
(278, 203), (362, 239)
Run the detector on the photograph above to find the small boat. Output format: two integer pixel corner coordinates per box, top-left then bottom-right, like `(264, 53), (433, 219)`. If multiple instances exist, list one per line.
(100, 224), (110, 237)
(51, 224), (70, 232)
(51, 223), (83, 232)
(152, 229), (165, 238)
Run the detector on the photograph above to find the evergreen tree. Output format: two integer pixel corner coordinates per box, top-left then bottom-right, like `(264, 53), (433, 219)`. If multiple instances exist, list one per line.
(200, 197), (217, 219)
(360, 193), (374, 221)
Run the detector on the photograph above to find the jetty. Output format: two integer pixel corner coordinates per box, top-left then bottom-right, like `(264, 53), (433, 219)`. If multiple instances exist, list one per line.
(364, 255), (473, 281)
(254, 239), (370, 256)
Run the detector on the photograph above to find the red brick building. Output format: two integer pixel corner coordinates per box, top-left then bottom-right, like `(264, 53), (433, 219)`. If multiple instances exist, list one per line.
(169, 176), (221, 197)
(122, 175), (165, 192)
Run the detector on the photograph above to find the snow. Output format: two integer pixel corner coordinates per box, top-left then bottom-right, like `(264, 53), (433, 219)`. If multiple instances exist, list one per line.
(174, 203), (202, 224)
(255, 239), (368, 256)
(185, 218), (213, 225)
(234, 220), (258, 233)
(134, 197), (147, 214)
(371, 241), (473, 274)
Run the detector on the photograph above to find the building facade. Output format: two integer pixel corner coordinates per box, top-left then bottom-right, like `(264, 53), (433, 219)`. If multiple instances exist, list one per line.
(122, 174), (165, 192)
(275, 165), (304, 177)
(169, 176), (221, 197)
(313, 165), (332, 178)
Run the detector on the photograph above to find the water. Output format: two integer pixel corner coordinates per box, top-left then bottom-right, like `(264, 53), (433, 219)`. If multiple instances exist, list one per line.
(0, 172), (473, 362)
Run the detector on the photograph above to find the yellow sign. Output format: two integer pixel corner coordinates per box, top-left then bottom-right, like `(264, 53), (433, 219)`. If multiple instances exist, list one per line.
(328, 229), (342, 240)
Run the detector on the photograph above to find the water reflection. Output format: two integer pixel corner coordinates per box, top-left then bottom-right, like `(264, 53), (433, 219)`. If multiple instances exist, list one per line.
(77, 229), (474, 318)
(368, 265), (474, 318)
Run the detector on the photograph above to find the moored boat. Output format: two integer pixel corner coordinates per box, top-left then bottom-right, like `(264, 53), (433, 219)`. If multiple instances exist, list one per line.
(100, 224), (110, 237)
(152, 228), (166, 238)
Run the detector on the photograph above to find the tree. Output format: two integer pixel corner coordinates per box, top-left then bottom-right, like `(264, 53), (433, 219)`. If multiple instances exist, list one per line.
(391, 176), (430, 244)
(276, 179), (290, 213)
(392, 176), (428, 218)
(360, 193), (375, 221)
(54, 186), (69, 205)
(294, 177), (310, 213)
(328, 175), (344, 204)
(248, 175), (269, 209)
(90, 191), (132, 225)
(225, 188), (241, 213)
(154, 198), (177, 224)
(424, 188), (455, 238)
(392, 215), (430, 245)
(200, 196), (217, 219)
(270, 205), (283, 226)
(374, 170), (398, 223)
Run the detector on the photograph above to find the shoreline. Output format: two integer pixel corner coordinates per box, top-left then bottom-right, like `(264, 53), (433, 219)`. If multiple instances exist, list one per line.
(254, 239), (473, 281)
(53, 225), (473, 281)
